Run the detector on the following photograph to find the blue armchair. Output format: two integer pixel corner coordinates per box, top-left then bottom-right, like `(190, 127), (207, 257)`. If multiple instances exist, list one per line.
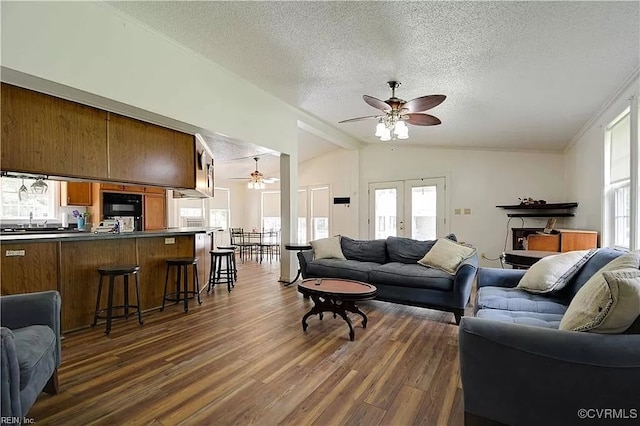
(1, 291), (61, 418)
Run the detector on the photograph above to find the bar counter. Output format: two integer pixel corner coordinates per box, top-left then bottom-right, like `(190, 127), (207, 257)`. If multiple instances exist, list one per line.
(1, 228), (217, 331)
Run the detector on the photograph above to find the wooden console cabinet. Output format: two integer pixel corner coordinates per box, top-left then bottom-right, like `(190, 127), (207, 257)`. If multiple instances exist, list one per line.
(526, 229), (598, 252)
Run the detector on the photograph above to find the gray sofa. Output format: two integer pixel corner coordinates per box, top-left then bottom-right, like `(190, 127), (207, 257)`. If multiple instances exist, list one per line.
(298, 235), (479, 324)
(1, 291), (61, 419)
(459, 248), (640, 426)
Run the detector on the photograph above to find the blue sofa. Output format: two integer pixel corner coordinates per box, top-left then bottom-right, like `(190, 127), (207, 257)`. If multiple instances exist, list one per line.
(1, 291), (61, 419)
(459, 248), (640, 426)
(298, 235), (479, 324)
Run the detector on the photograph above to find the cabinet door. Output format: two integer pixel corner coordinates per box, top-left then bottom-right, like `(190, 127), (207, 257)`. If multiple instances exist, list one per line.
(108, 114), (195, 188)
(122, 185), (144, 193)
(61, 182), (93, 206)
(144, 193), (166, 230)
(100, 183), (123, 191)
(144, 186), (166, 194)
(1, 84), (108, 179)
(0, 242), (59, 295)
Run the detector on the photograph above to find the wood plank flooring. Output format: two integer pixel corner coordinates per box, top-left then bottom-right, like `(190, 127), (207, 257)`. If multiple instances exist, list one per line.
(30, 261), (465, 425)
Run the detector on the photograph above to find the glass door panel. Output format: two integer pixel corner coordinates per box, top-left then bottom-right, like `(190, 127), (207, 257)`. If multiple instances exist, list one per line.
(405, 178), (446, 240)
(369, 182), (403, 239)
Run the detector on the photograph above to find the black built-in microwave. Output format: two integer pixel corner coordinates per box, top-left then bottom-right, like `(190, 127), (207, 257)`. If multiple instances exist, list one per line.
(102, 192), (143, 231)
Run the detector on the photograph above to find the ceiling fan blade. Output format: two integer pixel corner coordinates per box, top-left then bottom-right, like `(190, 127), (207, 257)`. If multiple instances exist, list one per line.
(363, 95), (391, 112)
(403, 95), (446, 113)
(405, 113), (442, 126)
(338, 115), (380, 124)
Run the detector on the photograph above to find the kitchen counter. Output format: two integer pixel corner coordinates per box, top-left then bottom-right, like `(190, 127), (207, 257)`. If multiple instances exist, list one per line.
(1, 228), (219, 331)
(0, 227), (218, 243)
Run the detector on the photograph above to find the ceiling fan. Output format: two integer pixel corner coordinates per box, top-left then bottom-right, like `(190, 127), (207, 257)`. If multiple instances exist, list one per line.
(230, 157), (279, 189)
(339, 81), (446, 141)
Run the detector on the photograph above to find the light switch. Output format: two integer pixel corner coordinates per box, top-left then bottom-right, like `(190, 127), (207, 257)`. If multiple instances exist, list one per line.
(454, 208), (462, 215)
(165, 238), (175, 245)
(464, 208), (472, 215)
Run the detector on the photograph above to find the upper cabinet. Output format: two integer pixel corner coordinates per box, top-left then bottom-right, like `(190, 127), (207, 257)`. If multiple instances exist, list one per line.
(1, 83), (108, 179)
(107, 114), (195, 189)
(1, 84), (197, 191)
(60, 181), (93, 206)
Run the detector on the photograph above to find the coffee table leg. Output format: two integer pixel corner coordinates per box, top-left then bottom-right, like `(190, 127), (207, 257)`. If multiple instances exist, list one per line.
(345, 302), (368, 328)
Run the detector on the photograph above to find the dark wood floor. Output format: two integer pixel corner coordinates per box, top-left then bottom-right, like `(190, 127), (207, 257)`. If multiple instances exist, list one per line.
(30, 260), (465, 425)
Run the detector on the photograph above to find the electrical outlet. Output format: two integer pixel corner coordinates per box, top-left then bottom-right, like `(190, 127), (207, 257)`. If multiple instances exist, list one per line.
(464, 208), (472, 215)
(454, 208), (462, 215)
(164, 238), (175, 245)
(5, 249), (25, 257)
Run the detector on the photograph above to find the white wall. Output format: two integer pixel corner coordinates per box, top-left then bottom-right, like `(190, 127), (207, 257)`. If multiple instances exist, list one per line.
(359, 144), (566, 266)
(298, 149), (359, 237)
(565, 72), (639, 235)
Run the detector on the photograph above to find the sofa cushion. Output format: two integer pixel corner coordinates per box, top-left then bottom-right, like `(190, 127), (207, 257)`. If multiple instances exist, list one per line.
(386, 234), (456, 264)
(517, 249), (597, 294)
(560, 248), (627, 299)
(559, 269), (640, 333)
(370, 262), (454, 291)
(306, 259), (379, 282)
(310, 236), (346, 260)
(476, 286), (568, 315)
(476, 309), (564, 329)
(12, 325), (56, 391)
(417, 238), (476, 274)
(340, 236), (388, 264)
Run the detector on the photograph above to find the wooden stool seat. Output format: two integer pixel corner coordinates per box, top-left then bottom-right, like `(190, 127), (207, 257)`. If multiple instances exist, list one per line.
(93, 264), (143, 335)
(161, 257), (202, 313)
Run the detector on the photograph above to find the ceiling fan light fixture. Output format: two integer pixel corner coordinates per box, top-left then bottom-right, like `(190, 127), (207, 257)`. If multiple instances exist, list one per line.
(393, 120), (407, 135)
(380, 127), (392, 141)
(375, 121), (386, 137)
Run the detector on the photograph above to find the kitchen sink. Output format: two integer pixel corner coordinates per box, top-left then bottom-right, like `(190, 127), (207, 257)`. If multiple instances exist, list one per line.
(1, 227), (79, 234)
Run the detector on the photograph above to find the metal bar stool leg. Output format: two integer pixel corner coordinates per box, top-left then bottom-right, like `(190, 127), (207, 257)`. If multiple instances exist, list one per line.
(161, 265), (170, 311)
(124, 274), (130, 319)
(92, 274), (104, 327)
(135, 271), (143, 325)
(106, 276), (115, 335)
(193, 263), (202, 305)
(182, 265), (189, 313)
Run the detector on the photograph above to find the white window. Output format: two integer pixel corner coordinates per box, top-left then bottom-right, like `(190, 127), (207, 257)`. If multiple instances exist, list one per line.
(209, 188), (230, 228)
(605, 105), (637, 250)
(310, 186), (330, 240)
(261, 191), (281, 231)
(0, 177), (56, 221)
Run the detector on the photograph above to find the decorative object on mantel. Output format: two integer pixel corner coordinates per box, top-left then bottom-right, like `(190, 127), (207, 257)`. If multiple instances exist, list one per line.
(338, 81), (446, 142)
(518, 197), (546, 205)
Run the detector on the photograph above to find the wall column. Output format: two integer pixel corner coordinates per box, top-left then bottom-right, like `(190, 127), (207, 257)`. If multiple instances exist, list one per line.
(279, 153), (299, 282)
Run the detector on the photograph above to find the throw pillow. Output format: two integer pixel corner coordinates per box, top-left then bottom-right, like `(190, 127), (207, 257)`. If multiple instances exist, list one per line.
(517, 249), (596, 294)
(417, 238), (476, 274)
(559, 269), (640, 333)
(310, 236), (346, 260)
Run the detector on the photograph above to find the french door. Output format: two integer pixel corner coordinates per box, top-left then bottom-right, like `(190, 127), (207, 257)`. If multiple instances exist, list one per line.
(369, 178), (447, 240)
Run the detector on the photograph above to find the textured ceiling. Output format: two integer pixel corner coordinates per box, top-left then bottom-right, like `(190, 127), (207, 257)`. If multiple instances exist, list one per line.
(108, 1), (639, 153)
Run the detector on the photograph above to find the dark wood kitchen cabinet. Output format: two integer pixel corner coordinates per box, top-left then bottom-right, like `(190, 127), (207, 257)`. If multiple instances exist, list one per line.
(143, 193), (166, 230)
(1, 83), (109, 179)
(107, 113), (195, 189)
(60, 181), (93, 206)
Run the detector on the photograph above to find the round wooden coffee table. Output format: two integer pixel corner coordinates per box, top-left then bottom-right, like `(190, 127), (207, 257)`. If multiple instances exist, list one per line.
(298, 278), (377, 341)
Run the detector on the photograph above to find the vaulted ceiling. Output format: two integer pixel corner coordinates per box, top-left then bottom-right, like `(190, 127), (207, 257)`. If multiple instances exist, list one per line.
(108, 1), (639, 157)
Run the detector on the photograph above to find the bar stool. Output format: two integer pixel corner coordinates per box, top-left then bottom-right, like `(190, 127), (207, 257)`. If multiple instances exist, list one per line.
(216, 245), (238, 282)
(208, 249), (235, 293)
(161, 257), (202, 313)
(92, 265), (143, 335)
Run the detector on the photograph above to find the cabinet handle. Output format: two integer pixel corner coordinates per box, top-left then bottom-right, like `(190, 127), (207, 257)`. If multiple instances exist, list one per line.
(67, 197), (70, 203)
